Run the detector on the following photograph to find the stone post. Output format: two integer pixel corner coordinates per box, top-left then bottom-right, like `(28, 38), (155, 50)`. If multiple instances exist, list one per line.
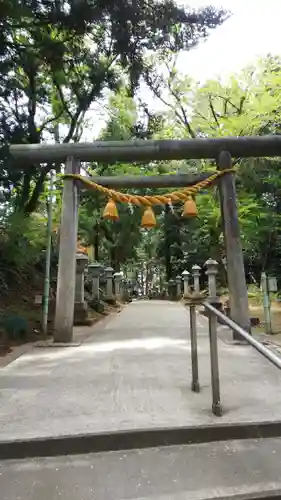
(75, 253), (88, 303)
(74, 253), (89, 324)
(127, 279), (133, 301)
(261, 272), (272, 335)
(176, 275), (182, 299)
(114, 272), (122, 301)
(121, 279), (127, 301)
(88, 262), (101, 301)
(168, 279), (176, 300)
(122, 279), (131, 302)
(205, 259), (219, 304)
(182, 270), (190, 298)
(104, 266), (114, 302)
(192, 265), (201, 293)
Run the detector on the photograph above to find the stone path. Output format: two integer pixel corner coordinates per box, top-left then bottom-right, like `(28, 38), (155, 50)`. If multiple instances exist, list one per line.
(2, 438), (281, 500)
(0, 300), (281, 443)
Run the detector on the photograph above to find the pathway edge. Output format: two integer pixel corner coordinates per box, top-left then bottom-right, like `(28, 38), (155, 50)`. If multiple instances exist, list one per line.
(1, 420), (281, 460)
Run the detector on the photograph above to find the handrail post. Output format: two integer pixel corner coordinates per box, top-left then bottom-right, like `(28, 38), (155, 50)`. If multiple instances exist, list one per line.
(205, 258), (223, 416)
(189, 265), (201, 392)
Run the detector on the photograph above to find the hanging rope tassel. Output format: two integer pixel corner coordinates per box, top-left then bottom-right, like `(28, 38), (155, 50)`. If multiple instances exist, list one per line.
(103, 198), (119, 220)
(141, 206), (156, 228)
(63, 169), (235, 224)
(182, 196), (197, 217)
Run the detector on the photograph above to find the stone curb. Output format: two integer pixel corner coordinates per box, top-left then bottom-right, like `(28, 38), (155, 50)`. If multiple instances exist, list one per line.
(1, 421), (281, 460)
(150, 487), (281, 500)
(151, 485), (281, 500)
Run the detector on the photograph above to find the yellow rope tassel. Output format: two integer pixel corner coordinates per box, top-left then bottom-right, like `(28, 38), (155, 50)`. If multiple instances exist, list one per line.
(103, 198), (119, 220)
(63, 168), (235, 226)
(63, 168), (235, 208)
(141, 206), (156, 228)
(182, 196), (197, 217)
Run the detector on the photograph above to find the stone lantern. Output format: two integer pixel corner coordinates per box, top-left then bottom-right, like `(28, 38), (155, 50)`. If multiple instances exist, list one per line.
(74, 253), (89, 324)
(182, 270), (190, 298)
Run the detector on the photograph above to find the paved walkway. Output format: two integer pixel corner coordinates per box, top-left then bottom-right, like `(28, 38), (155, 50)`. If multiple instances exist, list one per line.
(1, 300), (281, 443)
(2, 439), (281, 500)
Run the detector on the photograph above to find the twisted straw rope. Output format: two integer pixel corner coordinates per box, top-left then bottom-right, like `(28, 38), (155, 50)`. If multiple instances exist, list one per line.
(63, 169), (235, 207)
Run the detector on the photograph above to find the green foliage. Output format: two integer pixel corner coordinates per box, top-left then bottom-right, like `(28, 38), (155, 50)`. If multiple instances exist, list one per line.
(0, 315), (28, 341)
(4, 5), (281, 301)
(140, 55), (281, 286)
(77, 57), (281, 288)
(0, 0), (225, 214)
(0, 210), (47, 270)
(89, 299), (106, 314)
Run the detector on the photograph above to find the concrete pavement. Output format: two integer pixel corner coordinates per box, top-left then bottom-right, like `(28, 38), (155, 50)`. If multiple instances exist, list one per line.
(2, 438), (281, 499)
(1, 301), (281, 449)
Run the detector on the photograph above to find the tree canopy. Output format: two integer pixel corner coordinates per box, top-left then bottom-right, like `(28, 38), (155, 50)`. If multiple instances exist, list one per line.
(2, 3), (281, 303)
(0, 0), (226, 213)
(78, 55), (281, 285)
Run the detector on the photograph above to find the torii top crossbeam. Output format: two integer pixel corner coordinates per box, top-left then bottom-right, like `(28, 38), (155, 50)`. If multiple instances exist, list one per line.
(9, 135), (281, 163)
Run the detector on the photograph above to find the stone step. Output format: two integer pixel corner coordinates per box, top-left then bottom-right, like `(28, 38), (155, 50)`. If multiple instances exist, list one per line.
(2, 421), (281, 460)
(1, 438), (281, 500)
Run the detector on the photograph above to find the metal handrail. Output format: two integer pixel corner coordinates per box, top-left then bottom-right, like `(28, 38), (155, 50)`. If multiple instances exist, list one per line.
(204, 302), (281, 371)
(187, 260), (281, 417)
(189, 300), (281, 417)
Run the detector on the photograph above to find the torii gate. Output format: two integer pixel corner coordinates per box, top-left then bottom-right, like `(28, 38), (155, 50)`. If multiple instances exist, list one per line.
(10, 135), (281, 342)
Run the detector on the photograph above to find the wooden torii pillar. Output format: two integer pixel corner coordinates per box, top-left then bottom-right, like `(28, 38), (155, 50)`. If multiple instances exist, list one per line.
(218, 151), (250, 338)
(54, 157), (80, 343)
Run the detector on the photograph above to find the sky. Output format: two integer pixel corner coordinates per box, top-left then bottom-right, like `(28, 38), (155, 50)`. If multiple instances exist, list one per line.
(83, 0), (281, 139)
(180, 0), (281, 81)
